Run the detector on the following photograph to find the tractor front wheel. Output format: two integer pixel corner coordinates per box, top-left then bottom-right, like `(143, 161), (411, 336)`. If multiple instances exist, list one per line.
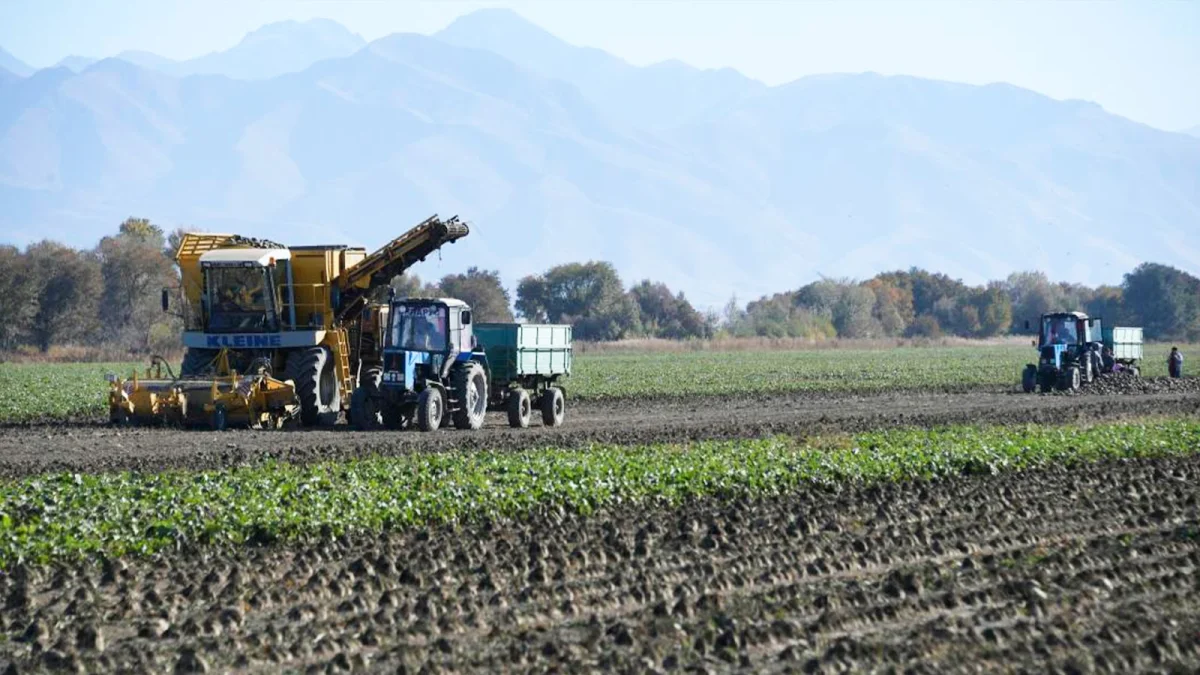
(416, 388), (444, 432)
(1021, 365), (1037, 393)
(349, 366), (383, 430)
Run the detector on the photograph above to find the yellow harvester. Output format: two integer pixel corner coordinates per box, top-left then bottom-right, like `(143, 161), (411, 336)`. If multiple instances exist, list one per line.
(108, 214), (469, 429)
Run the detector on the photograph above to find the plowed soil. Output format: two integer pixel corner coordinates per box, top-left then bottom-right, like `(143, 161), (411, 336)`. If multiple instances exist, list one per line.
(1, 381), (1199, 478)
(2, 456), (1199, 674)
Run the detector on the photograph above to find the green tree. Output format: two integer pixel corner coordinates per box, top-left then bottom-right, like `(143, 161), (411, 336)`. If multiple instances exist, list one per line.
(629, 280), (708, 339)
(516, 261), (640, 341)
(95, 219), (176, 351)
(1122, 263), (1200, 340)
(0, 245), (35, 350)
(25, 241), (100, 352)
(438, 267), (514, 323)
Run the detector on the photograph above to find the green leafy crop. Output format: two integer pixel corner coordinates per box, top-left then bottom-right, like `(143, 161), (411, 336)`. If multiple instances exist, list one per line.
(0, 417), (1196, 566)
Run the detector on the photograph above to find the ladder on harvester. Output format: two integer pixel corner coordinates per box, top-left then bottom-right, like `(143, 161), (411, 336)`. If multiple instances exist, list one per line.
(331, 328), (355, 399)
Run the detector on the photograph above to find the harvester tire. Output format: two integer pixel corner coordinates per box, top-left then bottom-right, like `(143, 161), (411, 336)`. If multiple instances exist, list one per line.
(180, 348), (219, 377)
(286, 347), (340, 427)
(212, 403), (228, 431)
(507, 388), (531, 428)
(349, 367), (383, 430)
(451, 362), (488, 430)
(416, 388), (443, 432)
(1021, 365), (1037, 393)
(541, 386), (565, 427)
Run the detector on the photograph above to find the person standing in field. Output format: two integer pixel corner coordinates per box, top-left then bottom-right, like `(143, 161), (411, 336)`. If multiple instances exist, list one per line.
(1168, 347), (1183, 378)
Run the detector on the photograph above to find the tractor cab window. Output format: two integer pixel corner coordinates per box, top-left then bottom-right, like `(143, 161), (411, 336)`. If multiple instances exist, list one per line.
(391, 305), (448, 352)
(206, 266), (279, 332)
(1042, 316), (1078, 346)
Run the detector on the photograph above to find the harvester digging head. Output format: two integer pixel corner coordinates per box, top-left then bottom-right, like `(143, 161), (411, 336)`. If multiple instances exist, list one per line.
(108, 350), (300, 430)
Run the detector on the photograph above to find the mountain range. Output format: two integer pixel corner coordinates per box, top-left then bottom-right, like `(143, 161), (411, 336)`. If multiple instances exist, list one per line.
(1, 10), (1199, 308)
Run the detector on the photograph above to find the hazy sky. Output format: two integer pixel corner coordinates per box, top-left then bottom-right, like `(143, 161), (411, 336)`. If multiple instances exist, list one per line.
(2, 0), (1198, 132)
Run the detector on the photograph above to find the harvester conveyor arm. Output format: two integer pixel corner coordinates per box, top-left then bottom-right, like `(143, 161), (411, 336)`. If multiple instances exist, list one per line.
(334, 214), (469, 321)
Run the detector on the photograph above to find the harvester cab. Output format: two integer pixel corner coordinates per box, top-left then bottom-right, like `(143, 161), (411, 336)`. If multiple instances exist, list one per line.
(1021, 311), (1142, 393)
(108, 215), (470, 430)
(351, 297), (490, 432)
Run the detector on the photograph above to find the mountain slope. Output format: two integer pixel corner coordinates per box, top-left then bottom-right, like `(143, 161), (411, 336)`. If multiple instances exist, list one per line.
(435, 9), (765, 130)
(1, 18), (1198, 308)
(54, 55), (97, 72)
(0, 46), (33, 77)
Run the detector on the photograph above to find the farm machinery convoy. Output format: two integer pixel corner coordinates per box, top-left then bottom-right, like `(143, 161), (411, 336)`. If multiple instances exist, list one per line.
(1021, 311), (1144, 393)
(106, 215), (573, 431)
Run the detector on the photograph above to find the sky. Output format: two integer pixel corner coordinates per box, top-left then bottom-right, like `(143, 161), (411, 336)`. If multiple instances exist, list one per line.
(1, 0), (1198, 132)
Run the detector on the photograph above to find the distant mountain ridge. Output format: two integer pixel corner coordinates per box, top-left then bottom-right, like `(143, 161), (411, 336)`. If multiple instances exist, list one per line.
(1, 10), (1198, 308)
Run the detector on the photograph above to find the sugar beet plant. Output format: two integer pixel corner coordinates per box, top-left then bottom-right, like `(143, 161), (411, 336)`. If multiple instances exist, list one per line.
(1, 418), (1197, 566)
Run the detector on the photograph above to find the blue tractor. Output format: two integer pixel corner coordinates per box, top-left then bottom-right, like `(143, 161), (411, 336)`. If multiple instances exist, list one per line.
(1021, 311), (1141, 393)
(349, 295), (572, 431)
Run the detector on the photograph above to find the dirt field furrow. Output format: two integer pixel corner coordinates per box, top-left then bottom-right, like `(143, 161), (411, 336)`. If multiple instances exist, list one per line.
(2, 455), (1198, 674)
(1, 387), (1198, 477)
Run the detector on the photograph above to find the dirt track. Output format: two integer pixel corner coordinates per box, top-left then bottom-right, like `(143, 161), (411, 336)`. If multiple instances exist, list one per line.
(1, 383), (1198, 478)
(3, 455), (1199, 673)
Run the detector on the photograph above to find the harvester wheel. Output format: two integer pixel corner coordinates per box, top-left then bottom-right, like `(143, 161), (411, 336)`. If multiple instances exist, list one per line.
(212, 403), (228, 431)
(349, 367), (384, 430)
(541, 386), (565, 427)
(507, 388), (531, 428)
(285, 347), (341, 427)
(180, 348), (219, 377)
(1021, 365), (1037, 393)
(416, 388), (443, 432)
(451, 362), (488, 430)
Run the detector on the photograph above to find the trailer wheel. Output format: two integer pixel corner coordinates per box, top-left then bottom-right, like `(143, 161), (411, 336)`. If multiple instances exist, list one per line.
(507, 388), (531, 428)
(416, 388), (443, 432)
(540, 386), (565, 427)
(451, 362), (488, 430)
(1021, 365), (1037, 393)
(286, 347), (341, 427)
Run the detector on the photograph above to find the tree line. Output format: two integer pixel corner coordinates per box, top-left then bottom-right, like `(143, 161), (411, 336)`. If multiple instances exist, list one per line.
(1, 218), (1197, 355)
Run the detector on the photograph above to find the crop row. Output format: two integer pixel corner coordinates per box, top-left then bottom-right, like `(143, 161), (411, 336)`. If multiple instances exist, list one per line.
(1, 417), (1197, 566)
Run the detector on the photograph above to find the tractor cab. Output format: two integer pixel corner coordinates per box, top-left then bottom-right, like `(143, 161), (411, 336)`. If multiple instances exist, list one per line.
(1025, 311), (1105, 392)
(197, 248), (290, 333)
(381, 298), (480, 392)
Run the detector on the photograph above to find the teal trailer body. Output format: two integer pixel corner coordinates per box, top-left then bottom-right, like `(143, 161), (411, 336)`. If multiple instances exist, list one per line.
(474, 323), (572, 385)
(1102, 326), (1143, 362)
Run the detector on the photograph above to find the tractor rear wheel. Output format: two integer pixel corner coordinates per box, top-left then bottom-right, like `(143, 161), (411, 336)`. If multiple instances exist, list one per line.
(452, 362), (488, 430)
(416, 388), (443, 432)
(541, 386), (565, 427)
(285, 347), (341, 427)
(507, 388), (531, 428)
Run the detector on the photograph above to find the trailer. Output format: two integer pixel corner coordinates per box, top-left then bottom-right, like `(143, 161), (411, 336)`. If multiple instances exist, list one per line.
(475, 322), (572, 428)
(349, 298), (572, 431)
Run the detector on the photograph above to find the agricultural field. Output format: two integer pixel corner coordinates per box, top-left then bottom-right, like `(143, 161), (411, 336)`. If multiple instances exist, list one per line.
(1, 419), (1200, 672)
(0, 343), (1197, 673)
(1, 342), (1193, 423)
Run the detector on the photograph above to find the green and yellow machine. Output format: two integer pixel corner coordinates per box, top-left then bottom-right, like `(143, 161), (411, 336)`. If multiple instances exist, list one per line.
(108, 215), (469, 429)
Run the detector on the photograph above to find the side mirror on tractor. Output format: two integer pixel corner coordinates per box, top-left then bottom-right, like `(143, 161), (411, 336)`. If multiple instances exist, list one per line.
(461, 310), (472, 325)
(161, 288), (170, 313)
